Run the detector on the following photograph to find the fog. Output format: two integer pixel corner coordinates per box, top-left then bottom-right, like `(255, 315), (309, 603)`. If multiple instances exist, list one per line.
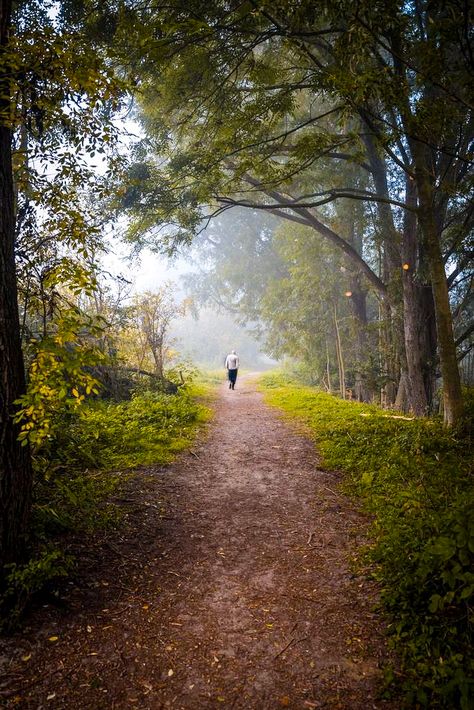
(171, 308), (276, 371)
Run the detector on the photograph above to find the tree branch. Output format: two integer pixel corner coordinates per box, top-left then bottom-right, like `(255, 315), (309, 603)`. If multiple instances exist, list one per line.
(216, 174), (388, 296)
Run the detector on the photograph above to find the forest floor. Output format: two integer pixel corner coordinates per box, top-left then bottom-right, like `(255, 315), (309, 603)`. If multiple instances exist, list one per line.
(1, 376), (396, 710)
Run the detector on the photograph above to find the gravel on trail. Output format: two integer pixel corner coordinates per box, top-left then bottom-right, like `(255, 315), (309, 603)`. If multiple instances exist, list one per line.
(0, 376), (396, 709)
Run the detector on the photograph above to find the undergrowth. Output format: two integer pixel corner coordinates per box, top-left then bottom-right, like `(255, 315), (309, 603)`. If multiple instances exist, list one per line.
(1, 387), (210, 630)
(259, 372), (473, 709)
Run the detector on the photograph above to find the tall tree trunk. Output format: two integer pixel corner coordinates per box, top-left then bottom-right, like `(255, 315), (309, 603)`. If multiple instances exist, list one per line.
(401, 175), (429, 415)
(333, 304), (345, 399)
(325, 338), (332, 393)
(412, 144), (464, 426)
(0, 0), (33, 571)
(345, 203), (371, 401)
(362, 128), (428, 413)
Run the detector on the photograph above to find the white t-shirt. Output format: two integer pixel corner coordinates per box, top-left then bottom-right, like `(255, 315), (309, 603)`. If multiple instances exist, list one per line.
(225, 353), (239, 369)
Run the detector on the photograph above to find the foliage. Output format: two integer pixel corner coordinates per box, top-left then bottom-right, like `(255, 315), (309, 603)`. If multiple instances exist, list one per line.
(117, 0), (472, 424)
(14, 308), (105, 454)
(66, 389), (210, 471)
(0, 549), (73, 632)
(119, 286), (187, 379)
(260, 372), (474, 708)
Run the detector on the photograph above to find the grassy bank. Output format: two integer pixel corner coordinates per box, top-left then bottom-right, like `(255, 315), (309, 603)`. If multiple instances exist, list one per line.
(1, 386), (211, 628)
(259, 372), (473, 708)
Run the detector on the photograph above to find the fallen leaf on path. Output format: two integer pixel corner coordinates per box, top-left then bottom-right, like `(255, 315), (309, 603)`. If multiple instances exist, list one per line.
(167, 669), (174, 677)
(48, 636), (58, 642)
(21, 654), (31, 662)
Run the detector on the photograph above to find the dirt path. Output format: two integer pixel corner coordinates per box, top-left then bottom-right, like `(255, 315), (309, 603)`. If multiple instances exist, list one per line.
(1, 377), (395, 709)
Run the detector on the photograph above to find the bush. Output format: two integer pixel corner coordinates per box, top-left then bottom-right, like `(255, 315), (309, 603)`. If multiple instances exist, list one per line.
(29, 389), (210, 536)
(0, 549), (73, 632)
(260, 373), (473, 708)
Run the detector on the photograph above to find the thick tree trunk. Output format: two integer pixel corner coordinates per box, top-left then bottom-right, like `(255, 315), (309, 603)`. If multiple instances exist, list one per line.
(419, 285), (437, 407)
(0, 0), (33, 570)
(401, 176), (429, 415)
(412, 144), (464, 426)
(362, 128), (428, 413)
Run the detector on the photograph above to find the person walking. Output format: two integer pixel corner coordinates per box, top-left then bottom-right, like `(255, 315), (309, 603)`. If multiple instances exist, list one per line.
(225, 350), (239, 390)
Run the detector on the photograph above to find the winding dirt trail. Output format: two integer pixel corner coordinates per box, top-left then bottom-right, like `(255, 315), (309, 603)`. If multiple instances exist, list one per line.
(1, 376), (395, 709)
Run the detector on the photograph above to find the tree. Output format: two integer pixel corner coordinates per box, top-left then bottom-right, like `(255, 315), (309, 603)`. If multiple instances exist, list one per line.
(120, 0), (472, 424)
(1, 0), (125, 571)
(131, 287), (186, 380)
(0, 0), (32, 570)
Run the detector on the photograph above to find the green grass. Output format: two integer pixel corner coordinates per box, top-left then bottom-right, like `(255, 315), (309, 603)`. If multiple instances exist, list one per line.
(71, 388), (211, 470)
(1, 387), (212, 629)
(259, 372), (474, 709)
(193, 368), (226, 386)
(31, 387), (212, 534)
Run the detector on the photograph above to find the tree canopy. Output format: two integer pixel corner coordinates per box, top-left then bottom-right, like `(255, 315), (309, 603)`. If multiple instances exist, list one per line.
(119, 0), (472, 425)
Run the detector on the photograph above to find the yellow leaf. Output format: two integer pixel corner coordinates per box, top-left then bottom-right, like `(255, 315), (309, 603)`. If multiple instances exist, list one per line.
(167, 669), (174, 677)
(72, 388), (79, 397)
(48, 636), (59, 642)
(21, 654), (31, 662)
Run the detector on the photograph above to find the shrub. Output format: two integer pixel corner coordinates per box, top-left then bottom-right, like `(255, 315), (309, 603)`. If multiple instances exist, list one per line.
(0, 549), (73, 632)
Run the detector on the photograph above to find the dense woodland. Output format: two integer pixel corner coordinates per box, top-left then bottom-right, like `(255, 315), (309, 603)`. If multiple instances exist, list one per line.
(0, 1), (473, 706)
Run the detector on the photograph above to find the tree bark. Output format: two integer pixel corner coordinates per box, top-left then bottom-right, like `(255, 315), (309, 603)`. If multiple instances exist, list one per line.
(362, 127), (429, 413)
(333, 304), (345, 399)
(0, 0), (33, 570)
(401, 175), (429, 415)
(411, 143), (464, 426)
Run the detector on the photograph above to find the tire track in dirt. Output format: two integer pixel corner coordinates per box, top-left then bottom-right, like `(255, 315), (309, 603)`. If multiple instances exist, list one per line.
(1, 376), (395, 709)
